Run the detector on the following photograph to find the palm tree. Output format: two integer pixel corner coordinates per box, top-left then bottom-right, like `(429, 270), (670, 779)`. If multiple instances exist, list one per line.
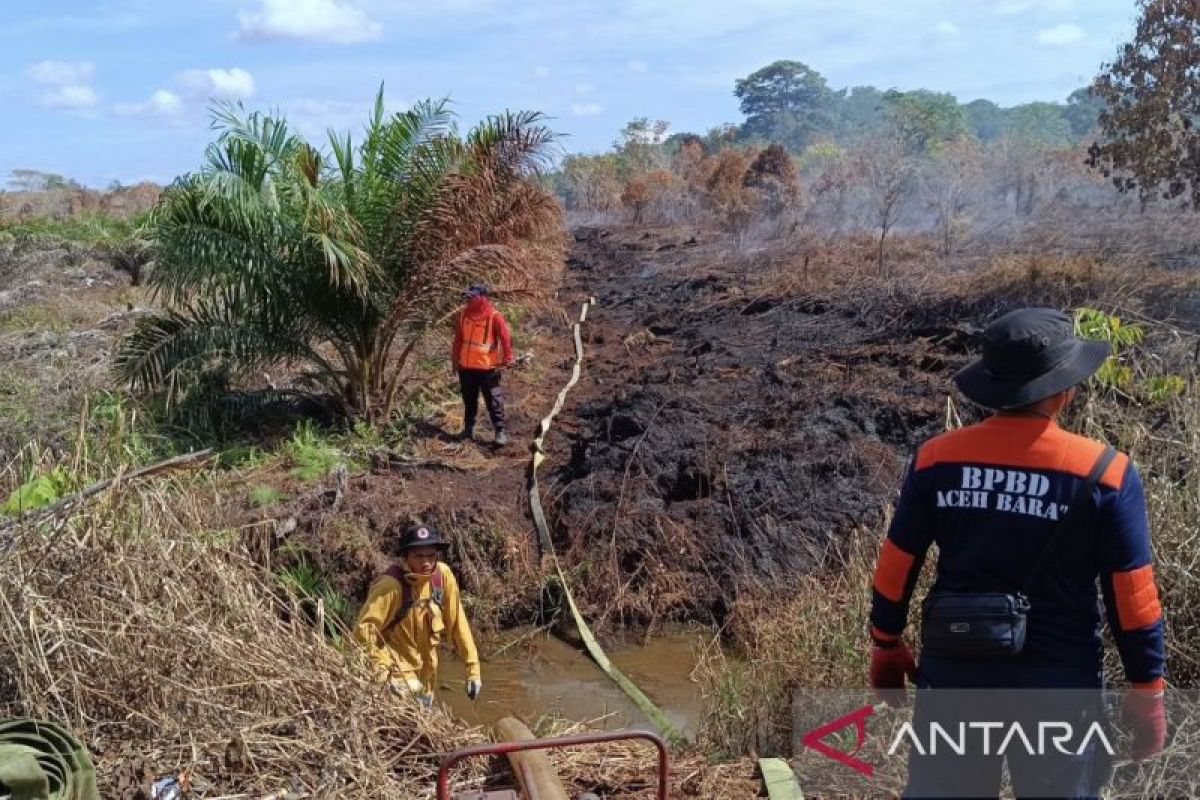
(115, 90), (562, 423)
(97, 225), (154, 286)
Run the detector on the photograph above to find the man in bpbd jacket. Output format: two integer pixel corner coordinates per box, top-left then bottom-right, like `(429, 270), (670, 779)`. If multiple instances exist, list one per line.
(452, 285), (514, 446)
(868, 308), (1166, 798)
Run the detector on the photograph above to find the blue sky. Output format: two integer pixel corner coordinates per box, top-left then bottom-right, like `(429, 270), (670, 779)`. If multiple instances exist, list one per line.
(1, 0), (1139, 187)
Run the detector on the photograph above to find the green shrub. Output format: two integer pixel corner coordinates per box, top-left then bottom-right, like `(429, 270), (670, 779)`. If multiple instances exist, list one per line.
(2, 467), (73, 516)
(275, 557), (355, 642)
(0, 213), (133, 247)
(1075, 307), (1144, 391)
(1141, 374), (1187, 404)
(248, 484), (284, 507)
(1075, 307), (1187, 404)
(282, 422), (342, 481)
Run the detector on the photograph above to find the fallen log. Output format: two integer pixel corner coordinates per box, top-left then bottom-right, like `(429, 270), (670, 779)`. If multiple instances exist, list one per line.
(0, 449), (214, 535)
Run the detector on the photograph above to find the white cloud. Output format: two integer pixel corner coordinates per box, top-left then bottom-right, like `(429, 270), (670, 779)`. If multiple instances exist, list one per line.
(571, 102), (603, 117)
(181, 68), (256, 100)
(115, 89), (183, 117)
(27, 59), (99, 112)
(533, 65), (551, 79)
(574, 82), (595, 95)
(996, 0), (1075, 13)
(40, 84), (99, 111)
(288, 97), (369, 137)
(292, 98), (360, 116)
(627, 59), (648, 73)
(290, 98), (362, 125)
(27, 59), (95, 86)
(151, 90), (184, 114)
(237, 0), (382, 44)
(933, 20), (959, 36)
(1036, 22), (1084, 46)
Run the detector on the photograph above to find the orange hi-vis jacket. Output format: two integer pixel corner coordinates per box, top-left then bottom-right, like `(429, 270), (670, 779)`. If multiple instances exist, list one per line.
(453, 297), (513, 371)
(870, 414), (1165, 686)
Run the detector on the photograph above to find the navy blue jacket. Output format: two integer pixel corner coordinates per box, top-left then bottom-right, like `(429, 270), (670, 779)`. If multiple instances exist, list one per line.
(870, 415), (1165, 685)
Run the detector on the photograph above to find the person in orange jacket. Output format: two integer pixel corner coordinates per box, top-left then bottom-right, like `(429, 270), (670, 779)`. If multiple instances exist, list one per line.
(451, 285), (514, 446)
(355, 524), (481, 708)
(868, 308), (1166, 798)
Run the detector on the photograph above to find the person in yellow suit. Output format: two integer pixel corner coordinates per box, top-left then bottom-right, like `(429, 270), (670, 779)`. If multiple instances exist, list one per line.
(355, 524), (481, 707)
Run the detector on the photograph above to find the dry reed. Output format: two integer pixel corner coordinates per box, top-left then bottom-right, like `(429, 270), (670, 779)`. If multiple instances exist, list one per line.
(0, 471), (485, 798)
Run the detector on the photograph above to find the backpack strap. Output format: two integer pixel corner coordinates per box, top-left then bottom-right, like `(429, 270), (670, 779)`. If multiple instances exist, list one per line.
(382, 565), (414, 628)
(1022, 445), (1118, 594)
(430, 566), (445, 608)
(482, 311), (498, 353)
(379, 565), (445, 634)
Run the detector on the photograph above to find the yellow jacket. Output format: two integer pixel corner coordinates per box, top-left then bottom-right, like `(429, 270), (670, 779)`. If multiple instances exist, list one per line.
(354, 562), (481, 692)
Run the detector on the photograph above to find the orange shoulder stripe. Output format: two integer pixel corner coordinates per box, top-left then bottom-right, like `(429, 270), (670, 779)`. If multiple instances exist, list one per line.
(873, 539), (916, 603)
(914, 421), (1128, 490)
(1113, 564), (1163, 631)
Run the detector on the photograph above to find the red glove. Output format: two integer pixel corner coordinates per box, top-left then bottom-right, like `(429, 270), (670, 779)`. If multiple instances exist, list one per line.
(1123, 680), (1166, 761)
(870, 642), (917, 707)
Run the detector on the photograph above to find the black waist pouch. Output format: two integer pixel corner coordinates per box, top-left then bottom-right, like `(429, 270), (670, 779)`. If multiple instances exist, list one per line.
(921, 591), (1030, 658)
(918, 446), (1116, 661)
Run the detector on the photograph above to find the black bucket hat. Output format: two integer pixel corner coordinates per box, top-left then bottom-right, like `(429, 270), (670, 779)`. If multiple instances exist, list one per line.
(465, 285), (489, 299)
(399, 524), (449, 552)
(954, 308), (1110, 410)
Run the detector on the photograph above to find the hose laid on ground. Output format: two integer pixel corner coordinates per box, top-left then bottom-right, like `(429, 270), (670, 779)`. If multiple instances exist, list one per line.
(528, 299), (686, 746)
(759, 757), (805, 800)
(0, 719), (98, 800)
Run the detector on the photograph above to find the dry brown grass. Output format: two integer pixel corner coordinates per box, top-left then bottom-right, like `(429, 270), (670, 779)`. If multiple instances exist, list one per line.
(0, 470), (485, 798)
(1075, 367), (1200, 684)
(692, 529), (878, 759)
(687, 249), (1200, 770)
(519, 716), (760, 798)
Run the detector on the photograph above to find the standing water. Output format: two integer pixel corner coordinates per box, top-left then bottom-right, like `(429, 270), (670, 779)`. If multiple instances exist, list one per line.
(438, 626), (710, 739)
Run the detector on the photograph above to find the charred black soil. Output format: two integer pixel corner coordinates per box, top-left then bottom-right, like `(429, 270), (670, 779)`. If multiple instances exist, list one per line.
(274, 224), (1196, 637)
(536, 225), (1197, 630)
(543, 228), (940, 627)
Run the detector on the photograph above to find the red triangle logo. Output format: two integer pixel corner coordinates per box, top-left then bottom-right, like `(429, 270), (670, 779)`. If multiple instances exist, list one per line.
(800, 704), (875, 778)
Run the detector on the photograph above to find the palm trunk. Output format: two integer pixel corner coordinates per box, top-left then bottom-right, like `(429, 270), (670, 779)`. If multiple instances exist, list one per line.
(380, 335), (423, 419)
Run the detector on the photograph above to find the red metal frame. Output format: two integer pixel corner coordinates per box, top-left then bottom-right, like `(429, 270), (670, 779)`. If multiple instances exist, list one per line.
(436, 729), (670, 800)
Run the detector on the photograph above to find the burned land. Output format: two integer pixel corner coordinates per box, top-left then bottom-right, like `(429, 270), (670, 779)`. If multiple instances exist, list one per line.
(3, 221), (1199, 798)
(276, 222), (1199, 645)
(533, 225), (1199, 632)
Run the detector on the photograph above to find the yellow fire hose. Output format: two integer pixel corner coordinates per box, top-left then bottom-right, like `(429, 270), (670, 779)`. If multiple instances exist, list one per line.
(759, 757), (805, 800)
(0, 718), (98, 800)
(528, 299), (686, 747)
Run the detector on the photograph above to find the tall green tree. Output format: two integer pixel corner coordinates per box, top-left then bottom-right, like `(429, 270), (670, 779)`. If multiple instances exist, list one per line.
(734, 60), (835, 149)
(1064, 87), (1105, 138)
(963, 99), (1007, 142)
(881, 90), (970, 153)
(613, 117), (671, 175)
(1004, 102), (1072, 148)
(116, 91), (561, 423)
(834, 85), (886, 141)
(1088, 0), (1200, 206)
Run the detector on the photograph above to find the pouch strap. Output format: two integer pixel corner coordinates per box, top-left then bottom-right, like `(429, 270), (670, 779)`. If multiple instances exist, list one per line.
(1022, 445), (1117, 594)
